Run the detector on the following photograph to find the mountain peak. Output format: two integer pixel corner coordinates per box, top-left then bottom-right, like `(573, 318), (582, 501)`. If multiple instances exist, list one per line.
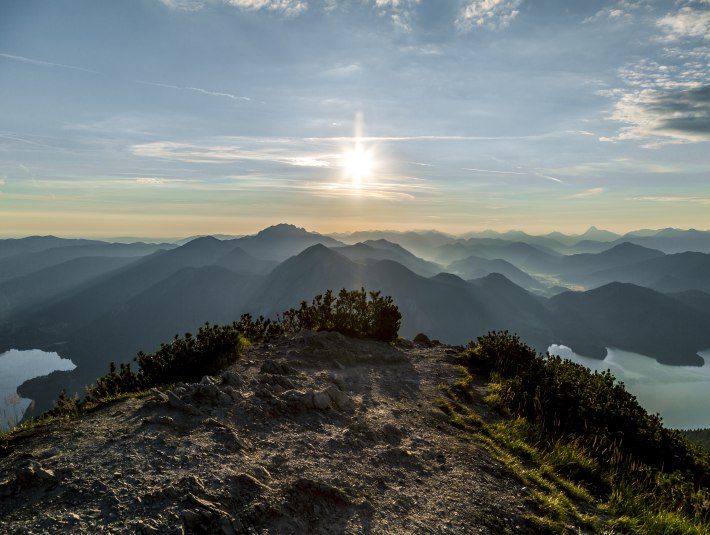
(183, 235), (221, 246)
(601, 241), (664, 258)
(256, 223), (312, 237)
(277, 243), (349, 268)
(297, 242), (331, 255)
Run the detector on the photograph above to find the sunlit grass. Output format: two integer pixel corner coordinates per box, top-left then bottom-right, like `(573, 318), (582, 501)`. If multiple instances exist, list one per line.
(437, 359), (710, 534)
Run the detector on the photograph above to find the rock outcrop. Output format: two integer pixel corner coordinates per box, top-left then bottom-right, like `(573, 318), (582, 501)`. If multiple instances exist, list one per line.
(0, 332), (538, 533)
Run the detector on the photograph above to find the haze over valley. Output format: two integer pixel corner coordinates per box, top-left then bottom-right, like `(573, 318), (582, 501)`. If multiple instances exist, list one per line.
(1, 223), (709, 429)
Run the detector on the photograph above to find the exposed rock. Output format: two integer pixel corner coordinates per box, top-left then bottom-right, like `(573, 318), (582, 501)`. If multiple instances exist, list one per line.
(312, 390), (332, 410)
(0, 331), (543, 534)
(220, 371), (245, 388)
(166, 390), (202, 416)
(260, 359), (297, 375)
(149, 388), (169, 402)
(413, 332), (431, 346)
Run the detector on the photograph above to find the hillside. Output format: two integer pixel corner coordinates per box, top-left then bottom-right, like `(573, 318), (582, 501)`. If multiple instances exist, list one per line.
(3, 326), (707, 534)
(5, 234), (710, 419)
(548, 282), (710, 365)
(2, 226), (710, 424)
(0, 332), (543, 534)
(447, 255), (544, 290)
(586, 251), (710, 293)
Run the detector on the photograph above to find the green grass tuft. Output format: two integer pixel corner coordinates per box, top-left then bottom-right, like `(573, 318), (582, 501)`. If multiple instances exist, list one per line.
(441, 331), (710, 533)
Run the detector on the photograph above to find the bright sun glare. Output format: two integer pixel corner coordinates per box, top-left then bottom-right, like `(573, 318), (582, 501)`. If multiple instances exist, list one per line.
(343, 147), (374, 188)
(341, 112), (376, 190)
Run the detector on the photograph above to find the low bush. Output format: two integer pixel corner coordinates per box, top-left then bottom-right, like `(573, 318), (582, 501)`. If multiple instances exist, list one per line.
(280, 288), (401, 342)
(461, 331), (710, 528)
(0, 288), (402, 436)
(84, 323), (247, 402)
(63, 288), (400, 412)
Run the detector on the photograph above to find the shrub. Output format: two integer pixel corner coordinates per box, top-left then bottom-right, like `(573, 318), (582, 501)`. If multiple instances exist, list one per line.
(136, 323), (246, 386)
(463, 331), (710, 486)
(463, 331), (538, 377)
(83, 288), (399, 403)
(49, 288), (399, 421)
(234, 313), (285, 342)
(85, 323), (247, 402)
(280, 288), (401, 342)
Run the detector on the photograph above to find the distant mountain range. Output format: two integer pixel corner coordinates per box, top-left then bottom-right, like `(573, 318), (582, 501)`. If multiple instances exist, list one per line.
(2, 224), (709, 416)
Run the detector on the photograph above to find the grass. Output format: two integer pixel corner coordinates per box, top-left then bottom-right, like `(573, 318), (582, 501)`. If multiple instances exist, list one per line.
(0, 388), (155, 453)
(438, 360), (710, 534)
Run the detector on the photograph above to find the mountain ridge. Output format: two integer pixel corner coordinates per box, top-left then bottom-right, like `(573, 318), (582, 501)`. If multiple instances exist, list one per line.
(3, 225), (710, 418)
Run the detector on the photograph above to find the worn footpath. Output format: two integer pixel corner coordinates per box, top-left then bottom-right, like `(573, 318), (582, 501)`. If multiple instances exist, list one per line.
(0, 331), (539, 534)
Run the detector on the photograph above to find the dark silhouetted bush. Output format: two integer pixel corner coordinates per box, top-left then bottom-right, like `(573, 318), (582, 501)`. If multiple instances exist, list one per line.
(229, 288), (401, 343)
(135, 323), (247, 386)
(280, 288), (401, 342)
(85, 323), (247, 402)
(84, 288), (400, 404)
(463, 331), (710, 487)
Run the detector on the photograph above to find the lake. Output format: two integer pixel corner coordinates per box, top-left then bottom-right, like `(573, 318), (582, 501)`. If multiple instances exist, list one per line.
(548, 345), (710, 430)
(0, 349), (76, 431)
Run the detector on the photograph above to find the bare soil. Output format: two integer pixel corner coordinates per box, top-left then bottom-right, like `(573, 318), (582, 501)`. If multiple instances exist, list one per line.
(0, 331), (540, 534)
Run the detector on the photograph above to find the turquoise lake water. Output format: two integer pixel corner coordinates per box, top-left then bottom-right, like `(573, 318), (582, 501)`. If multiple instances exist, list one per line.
(0, 349), (76, 431)
(548, 345), (710, 429)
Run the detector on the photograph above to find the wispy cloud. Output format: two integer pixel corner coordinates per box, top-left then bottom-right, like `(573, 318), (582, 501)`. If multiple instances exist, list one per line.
(130, 133), (577, 171)
(456, 0), (524, 31)
(657, 6), (710, 42)
(138, 81), (251, 101)
(130, 136), (435, 201)
(601, 85), (710, 146)
(0, 131), (61, 151)
(311, 132), (565, 142)
(219, 172), (432, 202)
(373, 0), (421, 31)
(158, 0), (206, 10)
(463, 166), (563, 183)
(549, 157), (707, 177)
(568, 187), (606, 199)
(159, 0), (306, 15)
(599, 3), (710, 147)
(0, 52), (99, 74)
(532, 172), (563, 184)
(583, 0), (647, 25)
(135, 177), (166, 185)
(158, 0), (522, 31)
(131, 140), (333, 167)
(322, 63), (362, 78)
(226, 0), (307, 16)
(287, 157), (331, 167)
(634, 195), (710, 205)
(463, 167), (526, 175)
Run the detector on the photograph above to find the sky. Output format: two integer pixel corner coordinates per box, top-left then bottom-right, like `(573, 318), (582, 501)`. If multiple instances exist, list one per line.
(0, 0), (709, 238)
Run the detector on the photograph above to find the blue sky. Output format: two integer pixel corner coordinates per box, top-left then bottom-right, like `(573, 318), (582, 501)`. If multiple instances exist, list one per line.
(1, 0), (708, 237)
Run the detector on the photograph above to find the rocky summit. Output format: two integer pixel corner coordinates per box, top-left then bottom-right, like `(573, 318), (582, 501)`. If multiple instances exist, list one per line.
(0, 331), (540, 534)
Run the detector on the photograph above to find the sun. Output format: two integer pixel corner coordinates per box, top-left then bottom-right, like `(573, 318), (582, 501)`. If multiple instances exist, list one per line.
(342, 146), (374, 188)
(338, 112), (378, 191)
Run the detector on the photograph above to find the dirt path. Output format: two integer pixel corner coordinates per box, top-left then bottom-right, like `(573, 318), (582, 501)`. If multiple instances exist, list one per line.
(0, 332), (539, 534)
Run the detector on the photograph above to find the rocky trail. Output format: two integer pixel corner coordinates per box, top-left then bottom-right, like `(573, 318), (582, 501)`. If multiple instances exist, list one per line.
(0, 331), (540, 533)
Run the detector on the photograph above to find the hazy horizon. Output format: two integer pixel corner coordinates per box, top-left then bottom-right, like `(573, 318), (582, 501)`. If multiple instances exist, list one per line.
(2, 1), (709, 237)
(2, 223), (710, 242)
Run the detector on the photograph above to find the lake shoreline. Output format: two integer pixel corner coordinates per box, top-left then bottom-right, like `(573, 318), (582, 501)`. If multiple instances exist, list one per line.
(0, 349), (76, 431)
(548, 345), (710, 430)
